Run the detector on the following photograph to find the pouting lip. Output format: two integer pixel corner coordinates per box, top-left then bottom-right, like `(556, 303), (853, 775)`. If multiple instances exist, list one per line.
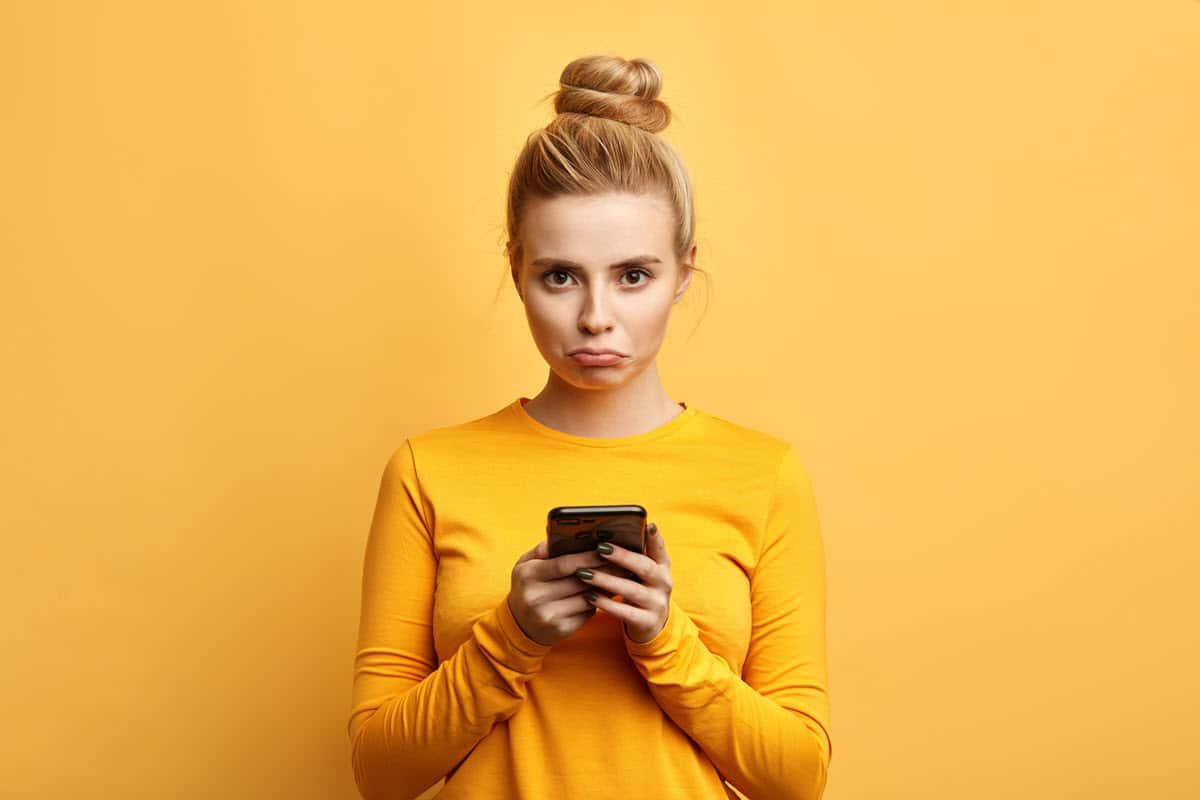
(568, 348), (627, 356)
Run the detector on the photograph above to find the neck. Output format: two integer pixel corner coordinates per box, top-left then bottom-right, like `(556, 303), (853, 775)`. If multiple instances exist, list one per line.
(523, 366), (682, 438)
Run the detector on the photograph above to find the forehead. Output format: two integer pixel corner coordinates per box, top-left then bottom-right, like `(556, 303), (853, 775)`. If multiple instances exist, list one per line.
(522, 192), (673, 262)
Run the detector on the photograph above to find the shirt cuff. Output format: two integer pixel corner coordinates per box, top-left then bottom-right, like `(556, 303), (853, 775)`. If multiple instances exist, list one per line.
(622, 595), (698, 657)
(485, 595), (553, 667)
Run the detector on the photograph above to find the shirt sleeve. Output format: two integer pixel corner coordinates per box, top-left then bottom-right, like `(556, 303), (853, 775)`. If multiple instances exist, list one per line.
(347, 439), (553, 799)
(622, 444), (833, 799)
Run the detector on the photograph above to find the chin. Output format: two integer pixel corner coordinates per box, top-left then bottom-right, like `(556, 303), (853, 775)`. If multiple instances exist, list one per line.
(568, 365), (623, 381)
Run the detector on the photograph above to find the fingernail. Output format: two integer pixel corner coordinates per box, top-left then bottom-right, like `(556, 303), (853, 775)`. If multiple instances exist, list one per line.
(648, 522), (659, 535)
(596, 542), (613, 555)
(575, 568), (593, 580)
(584, 590), (598, 601)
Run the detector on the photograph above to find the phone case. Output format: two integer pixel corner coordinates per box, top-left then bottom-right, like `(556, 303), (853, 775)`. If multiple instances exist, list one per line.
(546, 504), (647, 558)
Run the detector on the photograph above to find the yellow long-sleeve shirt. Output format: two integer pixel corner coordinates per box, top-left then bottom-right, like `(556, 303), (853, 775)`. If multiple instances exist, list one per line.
(348, 397), (832, 799)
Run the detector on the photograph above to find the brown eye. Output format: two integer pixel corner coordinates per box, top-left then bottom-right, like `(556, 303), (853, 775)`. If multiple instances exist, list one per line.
(543, 269), (573, 286)
(623, 268), (652, 286)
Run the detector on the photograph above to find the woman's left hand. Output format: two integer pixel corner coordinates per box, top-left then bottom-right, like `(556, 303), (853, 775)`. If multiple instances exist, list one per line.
(577, 521), (673, 643)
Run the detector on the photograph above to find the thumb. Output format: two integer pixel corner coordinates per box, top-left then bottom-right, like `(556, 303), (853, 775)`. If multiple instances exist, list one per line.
(517, 539), (549, 564)
(646, 522), (666, 564)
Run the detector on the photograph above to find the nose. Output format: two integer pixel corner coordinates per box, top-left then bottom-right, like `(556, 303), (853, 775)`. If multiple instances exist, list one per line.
(578, 286), (615, 334)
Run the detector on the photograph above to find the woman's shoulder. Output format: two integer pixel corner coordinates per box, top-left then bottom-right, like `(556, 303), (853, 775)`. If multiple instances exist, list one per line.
(383, 399), (521, 461)
(688, 406), (800, 462)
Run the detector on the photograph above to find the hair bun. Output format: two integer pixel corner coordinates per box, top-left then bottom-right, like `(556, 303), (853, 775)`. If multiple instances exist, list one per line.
(551, 55), (671, 134)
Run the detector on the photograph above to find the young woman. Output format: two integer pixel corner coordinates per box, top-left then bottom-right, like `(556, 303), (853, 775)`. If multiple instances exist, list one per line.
(348, 55), (832, 800)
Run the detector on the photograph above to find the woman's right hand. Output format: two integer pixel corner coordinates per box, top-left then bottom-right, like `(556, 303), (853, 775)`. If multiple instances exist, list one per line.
(507, 539), (622, 646)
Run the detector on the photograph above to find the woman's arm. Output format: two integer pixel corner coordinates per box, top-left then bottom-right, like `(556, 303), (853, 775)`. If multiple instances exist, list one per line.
(347, 439), (552, 799)
(622, 445), (833, 800)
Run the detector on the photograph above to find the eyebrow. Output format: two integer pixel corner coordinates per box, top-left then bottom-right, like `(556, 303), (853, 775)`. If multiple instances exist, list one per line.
(530, 255), (663, 269)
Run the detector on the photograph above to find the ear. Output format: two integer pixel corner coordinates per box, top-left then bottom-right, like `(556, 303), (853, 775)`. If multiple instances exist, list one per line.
(510, 260), (524, 302)
(673, 243), (696, 303)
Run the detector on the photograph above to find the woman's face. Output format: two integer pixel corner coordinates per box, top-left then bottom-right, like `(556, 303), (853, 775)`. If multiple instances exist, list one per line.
(512, 191), (694, 390)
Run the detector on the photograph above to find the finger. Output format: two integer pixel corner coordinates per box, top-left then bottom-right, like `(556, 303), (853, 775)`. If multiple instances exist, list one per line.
(597, 543), (657, 583)
(576, 567), (655, 608)
(530, 549), (608, 582)
(646, 521), (671, 561)
(591, 563), (636, 580)
(516, 539), (548, 564)
(539, 571), (613, 603)
(573, 563), (636, 584)
(543, 591), (601, 622)
(585, 589), (658, 628)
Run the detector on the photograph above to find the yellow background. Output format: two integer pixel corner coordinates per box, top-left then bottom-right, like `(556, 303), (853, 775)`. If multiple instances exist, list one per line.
(3, 2), (1197, 798)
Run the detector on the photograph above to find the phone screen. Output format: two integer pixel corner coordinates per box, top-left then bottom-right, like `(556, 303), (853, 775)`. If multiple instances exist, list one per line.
(546, 504), (646, 559)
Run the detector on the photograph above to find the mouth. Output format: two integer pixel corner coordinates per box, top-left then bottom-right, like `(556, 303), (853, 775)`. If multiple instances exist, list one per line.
(569, 352), (626, 366)
(568, 348), (627, 356)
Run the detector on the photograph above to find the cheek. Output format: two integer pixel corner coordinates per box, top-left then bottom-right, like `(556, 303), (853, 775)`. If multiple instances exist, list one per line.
(524, 303), (573, 350)
(526, 302), (564, 332)
(633, 305), (673, 341)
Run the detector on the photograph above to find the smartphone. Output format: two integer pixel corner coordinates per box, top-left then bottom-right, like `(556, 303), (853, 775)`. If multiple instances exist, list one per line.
(547, 504), (647, 559)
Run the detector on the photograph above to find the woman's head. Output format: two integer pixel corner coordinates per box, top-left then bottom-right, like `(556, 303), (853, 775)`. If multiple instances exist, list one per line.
(504, 55), (701, 391)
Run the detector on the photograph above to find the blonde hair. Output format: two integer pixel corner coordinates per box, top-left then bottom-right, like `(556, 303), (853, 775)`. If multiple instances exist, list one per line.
(503, 55), (701, 283)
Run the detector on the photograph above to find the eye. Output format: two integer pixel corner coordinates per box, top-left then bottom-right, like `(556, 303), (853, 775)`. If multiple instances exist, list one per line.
(542, 269), (575, 287)
(622, 268), (653, 286)
(540, 267), (655, 288)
